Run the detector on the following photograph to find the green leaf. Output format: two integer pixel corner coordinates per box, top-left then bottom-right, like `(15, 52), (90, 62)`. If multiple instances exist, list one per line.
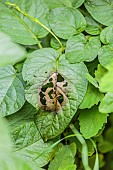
(65, 34), (101, 63)
(0, 118), (11, 153)
(0, 119), (35, 170)
(85, 0), (113, 26)
(50, 37), (66, 50)
(48, 7), (86, 39)
(0, 157), (35, 170)
(99, 92), (113, 113)
(100, 25), (113, 44)
(0, 0), (49, 45)
(79, 83), (104, 109)
(71, 0), (85, 8)
(79, 106), (108, 139)
(22, 48), (88, 139)
(0, 32), (26, 66)
(44, 0), (84, 9)
(98, 44), (113, 69)
(85, 73), (99, 88)
(86, 140), (95, 156)
(12, 121), (57, 168)
(95, 64), (107, 83)
(6, 102), (37, 129)
(99, 69), (113, 92)
(48, 145), (76, 170)
(85, 16), (101, 35)
(0, 65), (25, 117)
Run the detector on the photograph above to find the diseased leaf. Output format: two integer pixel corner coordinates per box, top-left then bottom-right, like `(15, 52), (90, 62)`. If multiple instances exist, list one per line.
(85, 16), (101, 35)
(99, 92), (113, 113)
(79, 83), (104, 109)
(0, 0), (49, 45)
(98, 44), (113, 69)
(85, 0), (113, 26)
(65, 34), (101, 63)
(48, 145), (76, 170)
(11, 121), (57, 168)
(79, 106), (108, 139)
(22, 48), (88, 139)
(0, 32), (26, 66)
(0, 65), (25, 117)
(48, 7), (86, 39)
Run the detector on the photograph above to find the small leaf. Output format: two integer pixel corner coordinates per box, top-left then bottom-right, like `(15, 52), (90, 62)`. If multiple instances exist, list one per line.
(99, 69), (113, 92)
(100, 25), (113, 44)
(86, 140), (95, 156)
(65, 34), (101, 63)
(85, 0), (113, 26)
(48, 145), (76, 170)
(48, 7), (86, 39)
(0, 32), (26, 66)
(22, 48), (88, 139)
(79, 83), (104, 109)
(85, 73), (99, 88)
(95, 64), (107, 83)
(85, 16), (101, 35)
(0, 65), (25, 117)
(50, 37), (66, 50)
(79, 106), (108, 139)
(99, 92), (113, 113)
(98, 44), (113, 69)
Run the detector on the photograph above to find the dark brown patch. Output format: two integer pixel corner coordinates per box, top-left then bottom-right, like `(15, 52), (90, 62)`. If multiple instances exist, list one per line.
(39, 72), (68, 112)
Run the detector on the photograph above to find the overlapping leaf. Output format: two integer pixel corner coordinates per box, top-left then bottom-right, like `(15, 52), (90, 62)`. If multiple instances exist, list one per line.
(98, 26), (113, 69)
(85, 16), (101, 35)
(22, 48), (88, 139)
(65, 34), (101, 63)
(44, 0), (84, 9)
(0, 32), (26, 66)
(79, 83), (104, 109)
(85, 0), (113, 26)
(79, 106), (108, 139)
(0, 65), (25, 117)
(99, 92), (113, 113)
(48, 7), (86, 39)
(0, 0), (49, 45)
(48, 145), (76, 170)
(11, 121), (57, 168)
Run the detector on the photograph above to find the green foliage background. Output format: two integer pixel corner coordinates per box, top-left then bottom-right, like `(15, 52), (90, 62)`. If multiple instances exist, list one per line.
(0, 0), (113, 169)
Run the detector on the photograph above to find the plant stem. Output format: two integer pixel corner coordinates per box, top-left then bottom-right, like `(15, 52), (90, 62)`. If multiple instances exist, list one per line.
(5, 2), (63, 49)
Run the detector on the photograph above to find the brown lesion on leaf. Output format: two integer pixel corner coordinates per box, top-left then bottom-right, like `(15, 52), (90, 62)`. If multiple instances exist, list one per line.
(39, 72), (68, 112)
